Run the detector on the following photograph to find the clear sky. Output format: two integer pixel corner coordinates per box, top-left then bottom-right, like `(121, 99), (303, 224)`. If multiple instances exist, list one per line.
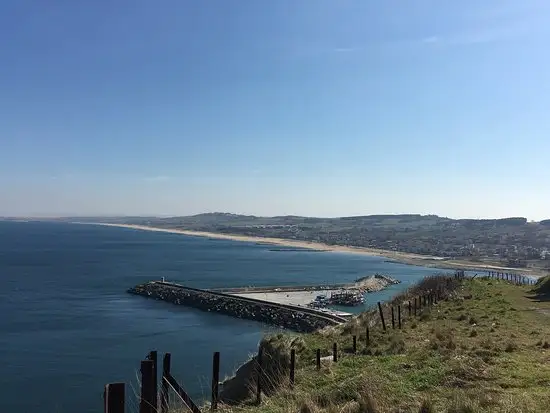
(1, 1), (549, 220)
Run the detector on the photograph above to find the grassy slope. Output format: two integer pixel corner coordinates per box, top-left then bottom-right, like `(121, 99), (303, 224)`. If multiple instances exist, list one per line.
(218, 278), (550, 413)
(534, 275), (550, 298)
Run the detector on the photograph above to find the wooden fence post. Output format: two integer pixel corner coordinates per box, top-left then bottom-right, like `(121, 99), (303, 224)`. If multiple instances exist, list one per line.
(290, 349), (296, 388)
(140, 360), (155, 413)
(211, 352), (220, 410)
(391, 307), (395, 329)
(398, 305), (402, 329)
(316, 349), (321, 370)
(161, 353), (171, 413)
(366, 326), (370, 346)
(414, 298), (417, 316)
(353, 335), (357, 354)
(104, 383), (125, 413)
(378, 302), (386, 331)
(147, 351), (158, 411)
(256, 347), (263, 405)
(408, 301), (412, 317)
(333, 343), (338, 363)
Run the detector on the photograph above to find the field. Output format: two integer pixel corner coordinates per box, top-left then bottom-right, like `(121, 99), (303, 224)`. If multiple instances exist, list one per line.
(187, 276), (550, 413)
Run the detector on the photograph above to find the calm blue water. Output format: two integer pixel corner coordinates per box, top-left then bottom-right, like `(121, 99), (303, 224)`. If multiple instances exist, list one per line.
(0, 221), (444, 413)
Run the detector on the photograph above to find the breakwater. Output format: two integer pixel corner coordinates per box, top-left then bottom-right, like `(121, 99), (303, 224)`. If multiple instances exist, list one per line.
(217, 274), (400, 295)
(215, 283), (352, 294)
(128, 281), (346, 332)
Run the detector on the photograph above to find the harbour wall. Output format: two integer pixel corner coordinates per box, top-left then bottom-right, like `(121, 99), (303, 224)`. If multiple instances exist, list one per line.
(128, 281), (347, 332)
(215, 274), (399, 294)
(214, 284), (350, 294)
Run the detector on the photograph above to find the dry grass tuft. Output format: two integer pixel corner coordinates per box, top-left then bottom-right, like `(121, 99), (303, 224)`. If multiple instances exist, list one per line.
(357, 392), (378, 413)
(418, 399), (435, 413)
(299, 399), (320, 413)
(504, 341), (517, 353)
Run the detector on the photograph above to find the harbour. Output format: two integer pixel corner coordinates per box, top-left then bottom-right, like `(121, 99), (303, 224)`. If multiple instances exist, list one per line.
(128, 274), (401, 330)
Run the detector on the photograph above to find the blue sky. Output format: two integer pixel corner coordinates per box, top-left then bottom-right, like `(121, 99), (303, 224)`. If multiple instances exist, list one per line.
(1, 0), (549, 219)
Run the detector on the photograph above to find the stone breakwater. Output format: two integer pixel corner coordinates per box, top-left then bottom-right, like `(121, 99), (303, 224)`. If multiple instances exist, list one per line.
(127, 282), (345, 332)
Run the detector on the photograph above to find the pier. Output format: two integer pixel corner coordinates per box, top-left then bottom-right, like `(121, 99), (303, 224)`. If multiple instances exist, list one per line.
(128, 281), (349, 332)
(215, 273), (399, 295)
(128, 274), (400, 332)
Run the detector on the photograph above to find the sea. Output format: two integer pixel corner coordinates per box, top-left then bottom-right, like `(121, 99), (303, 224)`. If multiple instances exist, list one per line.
(0, 221), (448, 413)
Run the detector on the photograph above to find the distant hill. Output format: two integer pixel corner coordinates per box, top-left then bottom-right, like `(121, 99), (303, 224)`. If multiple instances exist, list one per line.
(78, 213), (550, 262)
(26, 213), (550, 262)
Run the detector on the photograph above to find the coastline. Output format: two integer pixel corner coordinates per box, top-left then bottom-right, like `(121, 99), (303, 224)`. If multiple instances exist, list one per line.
(88, 223), (543, 276)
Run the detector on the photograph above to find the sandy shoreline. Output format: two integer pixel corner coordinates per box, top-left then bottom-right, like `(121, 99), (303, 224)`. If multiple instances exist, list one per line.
(85, 223), (543, 276)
